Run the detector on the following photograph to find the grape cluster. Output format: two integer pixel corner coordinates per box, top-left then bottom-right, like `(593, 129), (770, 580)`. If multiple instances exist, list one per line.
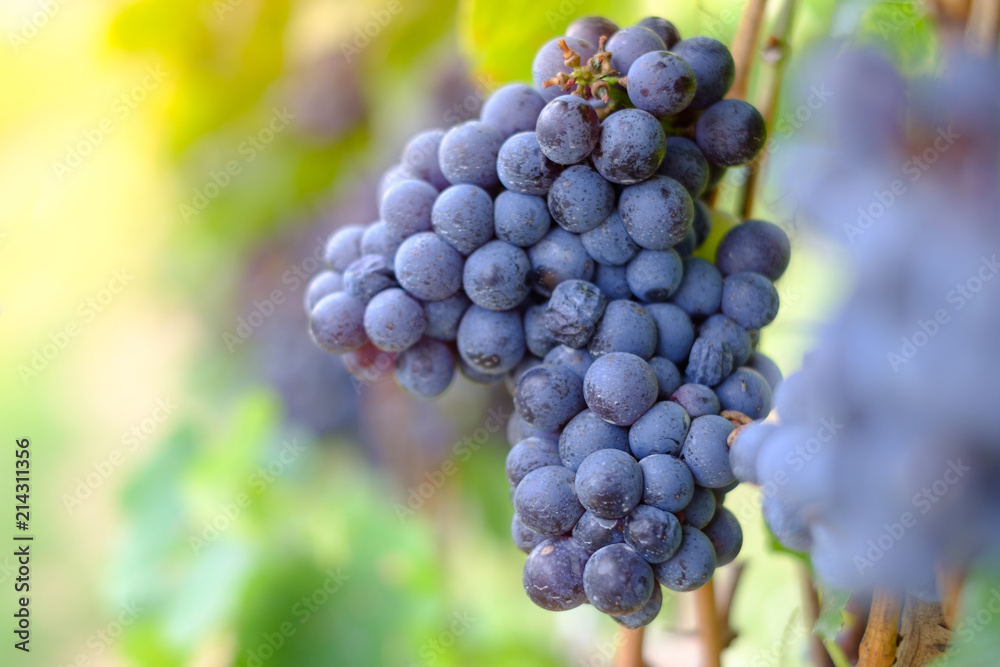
(306, 14), (787, 625)
(729, 48), (1000, 593)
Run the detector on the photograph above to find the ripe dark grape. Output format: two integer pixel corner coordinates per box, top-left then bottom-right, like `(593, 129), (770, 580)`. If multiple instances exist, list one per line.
(493, 191), (551, 247)
(544, 279), (607, 348)
(456, 305), (525, 375)
(324, 225), (365, 271)
(480, 83), (546, 139)
(515, 466), (585, 536)
(558, 409), (630, 471)
(514, 364), (586, 432)
(566, 15), (618, 46)
(715, 367), (772, 418)
(401, 129), (449, 190)
(535, 95), (601, 165)
(431, 184), (494, 255)
(363, 287), (426, 353)
(637, 17), (680, 49)
(686, 337), (735, 386)
(421, 292), (469, 341)
(394, 338), (455, 398)
(648, 357), (683, 400)
(527, 227), (595, 296)
(629, 401), (690, 458)
(463, 240), (532, 311)
(681, 415), (736, 488)
(670, 257), (723, 318)
(524, 303), (558, 358)
(699, 314), (752, 365)
(573, 511), (625, 553)
(547, 164), (616, 233)
(343, 254), (396, 303)
(624, 504), (683, 562)
(746, 351), (783, 391)
(438, 120), (504, 188)
(575, 448), (644, 519)
(532, 36), (598, 101)
(681, 486), (716, 529)
(593, 264), (634, 300)
(544, 345), (594, 379)
(653, 526), (716, 591)
(670, 37), (735, 111)
(639, 454), (695, 513)
(496, 131), (564, 195)
(523, 536), (590, 610)
(512, 512), (545, 554)
(583, 543), (655, 615)
(658, 137), (710, 199)
(380, 179), (437, 240)
(715, 219), (791, 280)
(626, 248), (684, 302)
(614, 582), (663, 629)
(394, 232), (464, 301)
(309, 292), (367, 354)
(619, 175), (693, 250)
(626, 51), (697, 117)
(304, 271), (343, 313)
(645, 303), (695, 363)
(360, 221), (403, 266)
(583, 352), (658, 426)
(588, 300), (658, 360)
(721, 271), (780, 329)
(695, 99), (767, 167)
(506, 436), (562, 486)
(670, 383), (721, 418)
(592, 109), (667, 185)
(581, 211), (640, 266)
(702, 507), (743, 567)
(605, 26), (666, 76)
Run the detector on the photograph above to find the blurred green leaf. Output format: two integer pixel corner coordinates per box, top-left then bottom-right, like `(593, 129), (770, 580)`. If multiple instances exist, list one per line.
(933, 561), (1000, 666)
(814, 587), (850, 640)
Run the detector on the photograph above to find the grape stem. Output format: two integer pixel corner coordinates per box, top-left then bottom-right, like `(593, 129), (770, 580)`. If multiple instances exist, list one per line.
(694, 579), (723, 667)
(799, 566), (835, 667)
(717, 562), (746, 648)
(965, 0), (1000, 55)
(858, 588), (901, 667)
(729, 0), (770, 101)
(935, 564), (964, 629)
(541, 36), (631, 116)
(613, 627), (645, 667)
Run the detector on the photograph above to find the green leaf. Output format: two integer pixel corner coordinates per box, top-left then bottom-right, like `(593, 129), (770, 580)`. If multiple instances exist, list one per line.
(933, 561), (1000, 667)
(814, 587), (851, 641)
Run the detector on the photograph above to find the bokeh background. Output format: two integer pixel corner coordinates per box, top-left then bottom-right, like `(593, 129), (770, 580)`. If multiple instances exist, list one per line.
(0, 0), (976, 665)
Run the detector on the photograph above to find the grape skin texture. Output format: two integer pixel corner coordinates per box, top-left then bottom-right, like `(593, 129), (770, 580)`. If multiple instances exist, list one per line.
(605, 26), (666, 76)
(645, 303), (695, 364)
(558, 409), (630, 471)
(532, 36), (598, 101)
(360, 222), (403, 266)
(593, 264), (634, 300)
(544, 279), (607, 348)
(696, 99), (767, 167)
(637, 16), (680, 48)
(512, 512), (545, 554)
(431, 184), (495, 255)
(493, 191), (551, 247)
(575, 448), (644, 519)
(686, 337), (735, 387)
(457, 306), (525, 375)
(716, 219), (791, 280)
(670, 383), (720, 418)
(583, 352), (659, 426)
(625, 504), (683, 562)
(496, 131), (564, 196)
(658, 137), (710, 198)
(421, 293), (470, 341)
(721, 271), (780, 329)
(702, 507), (743, 567)
(653, 526), (717, 591)
(670, 257), (723, 318)
(394, 338), (455, 398)
(614, 583), (663, 629)
(380, 180), (437, 240)
(547, 165), (616, 233)
(438, 121), (504, 189)
(681, 415), (736, 488)
(670, 37), (735, 111)
(566, 15), (619, 46)
(626, 248), (685, 302)
(309, 292), (367, 354)
(619, 175), (694, 250)
(682, 486), (717, 529)
(639, 454), (695, 514)
(480, 84), (546, 140)
(506, 436), (562, 486)
(536, 95), (601, 165)
(363, 288), (426, 353)
(581, 211), (640, 267)
(715, 367), (773, 419)
(544, 345), (594, 379)
(523, 537), (590, 610)
(699, 314), (752, 366)
(626, 51), (697, 118)
(583, 543), (655, 615)
(528, 227), (595, 297)
(394, 232), (464, 301)
(463, 240), (532, 311)
(588, 300), (658, 360)
(343, 255), (396, 303)
(401, 129), (449, 190)
(648, 357), (683, 400)
(629, 401), (690, 458)
(592, 109), (667, 185)
(304, 271), (343, 313)
(515, 466), (585, 536)
(514, 364), (587, 432)
(524, 304), (558, 358)
(324, 226), (365, 271)
(573, 511), (625, 553)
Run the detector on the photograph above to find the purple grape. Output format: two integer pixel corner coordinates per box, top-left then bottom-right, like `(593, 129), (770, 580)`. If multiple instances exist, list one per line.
(494, 191), (552, 247)
(497, 131), (564, 195)
(559, 409), (630, 471)
(514, 363), (587, 432)
(523, 536), (590, 610)
(438, 120), (504, 188)
(626, 51), (697, 117)
(480, 83), (546, 139)
(309, 292), (367, 354)
(547, 164), (616, 233)
(536, 95), (601, 165)
(394, 232), (464, 301)
(592, 109), (667, 184)
(619, 175), (694, 250)
(583, 352), (658, 426)
(463, 240), (532, 311)
(515, 466), (586, 536)
(363, 287), (426, 353)
(432, 184), (494, 255)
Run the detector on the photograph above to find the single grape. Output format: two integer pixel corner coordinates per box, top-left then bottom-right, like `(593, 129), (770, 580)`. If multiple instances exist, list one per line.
(394, 337), (455, 398)
(716, 220), (791, 280)
(463, 240), (532, 311)
(514, 364), (587, 432)
(515, 466), (585, 535)
(583, 352), (658, 426)
(592, 109), (667, 185)
(438, 120), (504, 189)
(431, 184), (494, 255)
(629, 401), (691, 458)
(394, 232), (464, 301)
(648, 357), (683, 400)
(670, 257), (723, 318)
(670, 383), (720, 418)
(715, 367), (772, 418)
(693, 199), (712, 247)
(421, 292), (470, 341)
(547, 165), (616, 233)
(532, 36), (598, 101)
(401, 129), (449, 190)
(380, 180), (437, 240)
(343, 254), (396, 303)
(625, 504), (683, 562)
(559, 409), (630, 471)
(342, 341), (395, 383)
(506, 355), (543, 395)
(686, 337), (735, 387)
(681, 415), (736, 488)
(324, 225), (365, 271)
(605, 26), (666, 76)
(702, 507), (743, 566)
(653, 526), (717, 591)
(728, 420), (776, 484)
(507, 411), (559, 447)
(761, 489), (812, 552)
(506, 436), (563, 486)
(566, 16), (619, 46)
(363, 287), (426, 353)
(626, 51), (697, 117)
(588, 300), (658, 360)
(721, 272), (780, 329)
(645, 303), (695, 363)
(583, 543), (655, 615)
(658, 137), (710, 199)
(528, 227), (595, 296)
(545, 279), (607, 348)
(457, 305), (525, 375)
(480, 83), (547, 139)
(670, 37), (735, 111)
(523, 536), (590, 610)
(614, 582), (663, 629)
(637, 17), (680, 48)
(681, 486), (716, 529)
(576, 448), (644, 520)
(535, 95), (602, 165)
(573, 511), (625, 553)
(497, 131), (564, 195)
(377, 163), (410, 203)
(544, 345), (594, 379)
(581, 211), (640, 266)
(593, 264), (634, 300)
(746, 351), (783, 391)
(699, 314), (752, 366)
(626, 249), (685, 302)
(639, 454), (695, 513)
(512, 512), (545, 554)
(309, 292), (367, 354)
(494, 191), (551, 247)
(304, 271), (343, 313)
(360, 221), (403, 266)
(524, 303), (558, 358)
(696, 99), (767, 167)
(619, 175), (693, 250)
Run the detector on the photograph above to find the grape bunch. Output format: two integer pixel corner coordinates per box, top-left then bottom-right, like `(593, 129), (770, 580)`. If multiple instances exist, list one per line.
(728, 48), (1000, 594)
(305, 14), (788, 626)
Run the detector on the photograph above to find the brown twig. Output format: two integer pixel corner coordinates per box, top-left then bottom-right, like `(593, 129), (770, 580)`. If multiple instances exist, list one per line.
(716, 562), (747, 648)
(965, 0), (1000, 55)
(799, 567), (835, 667)
(739, 0), (798, 219)
(694, 579), (723, 667)
(858, 588), (902, 667)
(936, 564), (965, 629)
(729, 0), (770, 101)
(894, 595), (951, 666)
(613, 627), (645, 667)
